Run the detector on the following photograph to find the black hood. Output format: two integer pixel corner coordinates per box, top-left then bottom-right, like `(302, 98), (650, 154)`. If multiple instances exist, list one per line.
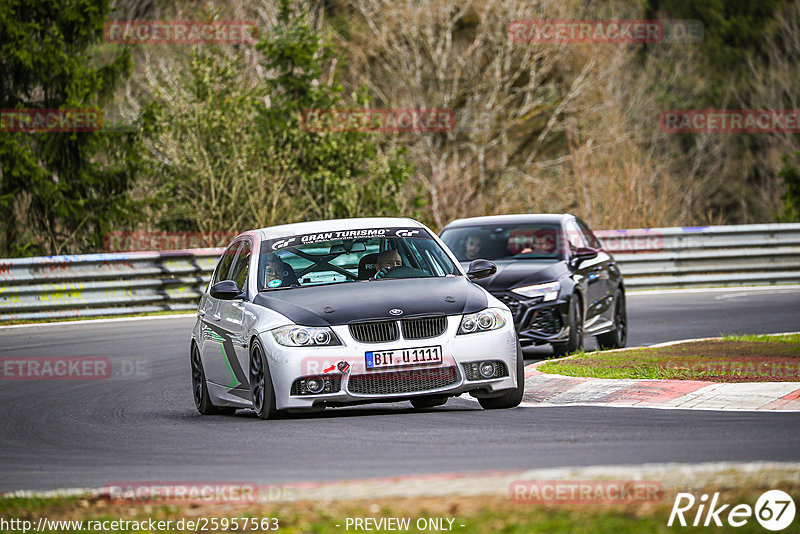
(252, 276), (488, 326)
(465, 260), (567, 292)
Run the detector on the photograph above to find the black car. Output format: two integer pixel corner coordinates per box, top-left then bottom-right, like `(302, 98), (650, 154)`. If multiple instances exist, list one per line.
(440, 214), (626, 355)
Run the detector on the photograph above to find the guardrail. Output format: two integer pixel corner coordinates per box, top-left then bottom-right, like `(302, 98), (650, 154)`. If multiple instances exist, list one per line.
(1, 223), (799, 322)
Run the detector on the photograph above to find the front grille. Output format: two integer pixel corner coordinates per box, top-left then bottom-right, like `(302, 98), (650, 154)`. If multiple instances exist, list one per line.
(349, 321), (399, 343)
(462, 361), (510, 381)
(290, 375), (342, 395)
(347, 367), (458, 395)
(495, 293), (521, 318)
(401, 316), (447, 339)
(529, 307), (561, 336)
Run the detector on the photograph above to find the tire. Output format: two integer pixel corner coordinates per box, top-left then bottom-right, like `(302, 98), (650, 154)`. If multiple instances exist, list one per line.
(596, 289), (627, 350)
(191, 343), (236, 415)
(478, 341), (525, 410)
(552, 294), (584, 357)
(249, 340), (278, 420)
(410, 396), (448, 409)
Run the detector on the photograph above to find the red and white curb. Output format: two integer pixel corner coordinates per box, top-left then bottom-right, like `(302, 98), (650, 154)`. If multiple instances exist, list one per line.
(523, 334), (800, 411)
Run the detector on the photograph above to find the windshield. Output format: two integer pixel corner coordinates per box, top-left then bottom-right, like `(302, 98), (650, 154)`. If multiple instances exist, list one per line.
(440, 223), (566, 262)
(257, 227), (460, 290)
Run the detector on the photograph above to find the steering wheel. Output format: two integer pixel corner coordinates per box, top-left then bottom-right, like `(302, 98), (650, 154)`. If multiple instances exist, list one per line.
(375, 266), (430, 279)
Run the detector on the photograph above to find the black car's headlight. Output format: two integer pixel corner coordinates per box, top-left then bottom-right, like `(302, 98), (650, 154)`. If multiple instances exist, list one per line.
(511, 281), (561, 302)
(457, 309), (506, 335)
(272, 326), (341, 347)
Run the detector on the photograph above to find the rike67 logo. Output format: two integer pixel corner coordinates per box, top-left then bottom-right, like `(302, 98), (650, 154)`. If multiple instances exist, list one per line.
(668, 490), (796, 531)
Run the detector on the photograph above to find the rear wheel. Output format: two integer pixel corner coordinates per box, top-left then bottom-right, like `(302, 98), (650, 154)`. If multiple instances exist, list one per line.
(249, 340), (278, 420)
(478, 341), (525, 410)
(410, 396), (448, 409)
(552, 294), (584, 357)
(191, 344), (235, 415)
(597, 289), (627, 349)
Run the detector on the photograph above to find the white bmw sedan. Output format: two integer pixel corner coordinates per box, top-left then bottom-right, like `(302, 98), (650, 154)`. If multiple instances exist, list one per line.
(190, 217), (523, 419)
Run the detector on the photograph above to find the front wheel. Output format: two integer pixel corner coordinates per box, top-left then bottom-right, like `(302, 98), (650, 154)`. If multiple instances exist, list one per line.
(249, 340), (278, 420)
(552, 294), (584, 357)
(478, 341), (525, 410)
(596, 289), (627, 349)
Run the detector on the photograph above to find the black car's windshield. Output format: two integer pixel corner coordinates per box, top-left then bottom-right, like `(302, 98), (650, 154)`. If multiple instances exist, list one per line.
(258, 227), (459, 291)
(440, 224), (566, 262)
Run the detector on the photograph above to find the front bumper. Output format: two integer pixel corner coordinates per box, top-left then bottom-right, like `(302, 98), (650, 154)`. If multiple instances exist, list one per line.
(262, 315), (519, 410)
(492, 291), (570, 344)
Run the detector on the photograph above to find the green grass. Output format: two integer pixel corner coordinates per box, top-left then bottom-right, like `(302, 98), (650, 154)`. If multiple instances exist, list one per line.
(538, 334), (800, 381)
(722, 333), (800, 343)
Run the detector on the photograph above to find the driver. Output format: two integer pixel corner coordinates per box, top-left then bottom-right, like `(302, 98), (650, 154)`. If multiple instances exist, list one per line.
(464, 234), (485, 260)
(264, 254), (299, 288)
(373, 250), (402, 279)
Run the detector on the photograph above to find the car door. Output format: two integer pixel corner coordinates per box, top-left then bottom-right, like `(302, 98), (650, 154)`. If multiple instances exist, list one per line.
(566, 219), (604, 325)
(575, 218), (614, 325)
(200, 240), (248, 389)
(215, 238), (253, 395)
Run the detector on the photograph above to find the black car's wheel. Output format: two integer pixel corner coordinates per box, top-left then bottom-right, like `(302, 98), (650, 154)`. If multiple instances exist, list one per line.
(249, 340), (278, 420)
(410, 395), (448, 409)
(552, 294), (584, 357)
(597, 289), (627, 349)
(191, 344), (236, 415)
(478, 341), (525, 410)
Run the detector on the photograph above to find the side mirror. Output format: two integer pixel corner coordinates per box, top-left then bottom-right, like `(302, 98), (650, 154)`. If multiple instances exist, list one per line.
(210, 280), (245, 300)
(466, 259), (497, 280)
(570, 247), (598, 267)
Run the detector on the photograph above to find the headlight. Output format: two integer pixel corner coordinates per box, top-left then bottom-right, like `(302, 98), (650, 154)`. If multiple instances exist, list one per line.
(458, 309), (506, 335)
(511, 281), (560, 302)
(272, 326), (341, 347)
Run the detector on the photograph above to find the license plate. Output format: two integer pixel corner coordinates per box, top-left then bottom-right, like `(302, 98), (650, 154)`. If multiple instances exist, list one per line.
(365, 346), (443, 369)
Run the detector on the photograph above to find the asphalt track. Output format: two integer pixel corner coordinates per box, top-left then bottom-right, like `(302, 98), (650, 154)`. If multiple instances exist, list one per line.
(1, 287), (799, 492)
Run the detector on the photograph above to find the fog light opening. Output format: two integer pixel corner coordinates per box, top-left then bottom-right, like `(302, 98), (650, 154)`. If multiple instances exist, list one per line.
(479, 361), (496, 378)
(304, 376), (325, 394)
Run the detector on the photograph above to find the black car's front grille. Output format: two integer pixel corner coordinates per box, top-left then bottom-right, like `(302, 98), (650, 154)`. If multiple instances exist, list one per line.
(349, 321), (399, 343)
(494, 293), (522, 318)
(347, 367), (458, 395)
(529, 307), (561, 336)
(401, 316), (447, 339)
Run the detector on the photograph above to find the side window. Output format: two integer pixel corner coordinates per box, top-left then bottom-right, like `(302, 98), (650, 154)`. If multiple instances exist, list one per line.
(229, 240), (251, 290)
(565, 221), (587, 251)
(576, 219), (602, 249)
(212, 242), (241, 285)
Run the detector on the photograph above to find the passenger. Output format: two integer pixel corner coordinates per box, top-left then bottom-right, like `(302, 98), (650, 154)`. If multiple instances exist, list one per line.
(374, 250), (402, 279)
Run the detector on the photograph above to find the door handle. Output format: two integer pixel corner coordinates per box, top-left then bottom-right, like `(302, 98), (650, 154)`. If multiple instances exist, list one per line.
(197, 309), (206, 317)
(211, 313), (221, 321)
